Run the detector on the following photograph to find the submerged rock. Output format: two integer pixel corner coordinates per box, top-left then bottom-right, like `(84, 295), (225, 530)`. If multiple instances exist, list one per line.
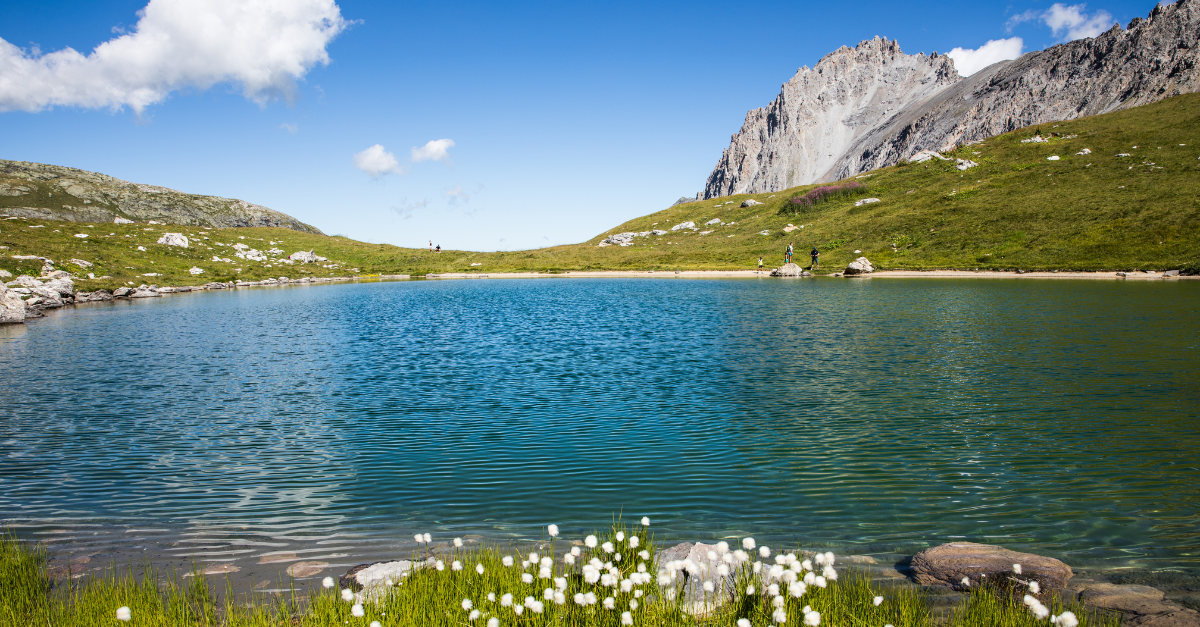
(910, 542), (1073, 594)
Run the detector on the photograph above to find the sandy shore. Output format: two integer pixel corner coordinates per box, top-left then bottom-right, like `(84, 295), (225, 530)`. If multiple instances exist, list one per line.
(422, 269), (1196, 280)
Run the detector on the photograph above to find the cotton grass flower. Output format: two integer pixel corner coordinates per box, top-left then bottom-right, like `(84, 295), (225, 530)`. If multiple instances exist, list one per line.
(341, 588), (355, 602)
(961, 577), (970, 587)
(753, 561), (763, 574)
(822, 565), (838, 581)
(436, 560), (445, 571)
(703, 580), (714, 593)
(585, 535), (598, 548)
(462, 599), (474, 611)
(351, 604), (365, 617)
(874, 596), (884, 606)
(801, 559), (813, 571)
(454, 537), (463, 547)
(1024, 595), (1050, 619)
(476, 563), (485, 575)
(639, 550), (650, 560)
(760, 546), (771, 558)
(414, 534), (423, 543)
(1029, 581), (1041, 594)
(824, 551), (834, 565)
(574, 593), (586, 605)
(621, 611), (634, 625)
(641, 517), (650, 526)
(513, 605), (524, 616)
(773, 607), (788, 623)
(322, 576), (334, 589)
(602, 541), (615, 553)
(743, 537), (756, 550)
(814, 553), (826, 566)
(789, 582), (806, 598)
(738, 620), (752, 627)
(468, 611), (480, 621)
(604, 596), (616, 610)
(522, 573), (534, 584)
(1013, 563), (1022, 575)
(423, 533), (432, 543)
(554, 591), (566, 605)
(767, 583), (779, 597)
(373, 622), (384, 627)
(548, 524), (559, 537)
(1052, 611), (1079, 627)
(564, 553), (576, 565)
(746, 585), (756, 595)
(814, 576), (827, 588)
(629, 536), (640, 548)
(804, 572), (816, 585)
(488, 593), (496, 602)
(487, 619), (499, 627)
(501, 593), (513, 607)
(804, 608), (821, 626)
(502, 556), (514, 567)
(616, 531), (625, 542)
(452, 560), (463, 571)
(116, 606), (131, 621)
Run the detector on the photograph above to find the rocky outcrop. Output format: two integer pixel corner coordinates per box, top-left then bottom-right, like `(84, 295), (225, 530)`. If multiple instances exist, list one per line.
(0, 159), (323, 233)
(910, 542), (1074, 594)
(702, 0), (1200, 196)
(0, 285), (26, 323)
(156, 233), (189, 248)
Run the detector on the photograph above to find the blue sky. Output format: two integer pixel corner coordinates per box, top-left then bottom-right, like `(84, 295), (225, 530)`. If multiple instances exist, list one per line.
(0, 0), (1167, 250)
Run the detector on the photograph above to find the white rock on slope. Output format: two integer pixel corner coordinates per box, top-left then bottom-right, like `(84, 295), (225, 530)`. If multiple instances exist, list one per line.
(157, 233), (189, 247)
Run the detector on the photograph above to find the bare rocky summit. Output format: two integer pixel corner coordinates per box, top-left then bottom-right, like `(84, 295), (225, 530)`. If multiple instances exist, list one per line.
(703, 0), (1200, 197)
(0, 159), (323, 233)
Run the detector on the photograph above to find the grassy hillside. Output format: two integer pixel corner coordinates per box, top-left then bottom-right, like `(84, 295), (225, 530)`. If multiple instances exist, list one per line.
(3, 94), (1199, 288)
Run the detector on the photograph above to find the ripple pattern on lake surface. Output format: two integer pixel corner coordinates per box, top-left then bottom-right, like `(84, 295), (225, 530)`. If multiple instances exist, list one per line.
(1, 278), (1198, 575)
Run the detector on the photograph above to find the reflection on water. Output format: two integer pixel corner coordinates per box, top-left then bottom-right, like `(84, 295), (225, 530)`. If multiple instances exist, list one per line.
(1, 278), (1198, 582)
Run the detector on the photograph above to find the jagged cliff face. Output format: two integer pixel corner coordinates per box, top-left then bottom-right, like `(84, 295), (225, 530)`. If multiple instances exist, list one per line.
(0, 160), (323, 234)
(703, 0), (1200, 197)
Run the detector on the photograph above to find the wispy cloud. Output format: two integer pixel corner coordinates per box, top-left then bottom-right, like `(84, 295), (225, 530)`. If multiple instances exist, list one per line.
(353, 144), (404, 177)
(392, 198), (428, 219)
(0, 0), (349, 113)
(444, 185), (470, 205)
(411, 139), (455, 163)
(280, 122), (298, 134)
(1007, 3), (1114, 40)
(946, 37), (1024, 76)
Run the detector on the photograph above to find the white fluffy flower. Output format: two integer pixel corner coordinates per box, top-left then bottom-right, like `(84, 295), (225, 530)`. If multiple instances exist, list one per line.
(760, 546), (771, 558)
(629, 536), (640, 548)
(822, 565), (838, 581)
(548, 524), (559, 537)
(716, 541), (730, 553)
(961, 577), (971, 587)
(753, 561), (763, 574)
(454, 537), (463, 547)
(789, 582), (806, 598)
(436, 560), (445, 571)
(814, 553), (826, 566)
(351, 604), (364, 617)
(773, 607), (788, 623)
(767, 583), (779, 597)
(423, 533), (432, 543)
(773, 596), (785, 608)
(116, 607), (131, 622)
(621, 611), (633, 625)
(452, 560), (463, 571)
(1013, 563), (1022, 575)
(621, 579), (634, 593)
(488, 593), (495, 602)
(501, 593), (513, 607)
(586, 535), (598, 548)
(743, 538), (756, 550)
(746, 585), (756, 595)
(571, 546), (581, 557)
(322, 577), (334, 589)
(639, 550), (650, 560)
(1029, 581), (1041, 594)
(462, 599), (473, 611)
(574, 592), (586, 605)
(513, 605), (523, 616)
(564, 554), (576, 565)
(502, 556), (514, 567)
(641, 517), (650, 526)
(487, 618), (499, 627)
(874, 596), (884, 606)
(555, 577), (568, 590)
(539, 567), (552, 579)
(372, 621), (383, 627)
(522, 573), (534, 584)
(554, 592), (566, 605)
(703, 580), (715, 593)
(804, 572), (816, 585)
(804, 609), (821, 626)
(738, 620), (751, 627)
(814, 576), (827, 588)
(1054, 611), (1079, 627)
(604, 597), (616, 610)
(414, 534), (423, 543)
(529, 552), (539, 563)
(824, 551), (834, 565)
(630, 599), (639, 611)
(468, 611), (480, 621)
(801, 559), (813, 571)
(602, 541), (615, 553)
(476, 563), (485, 575)
(341, 589), (354, 602)
(717, 563), (730, 577)
(734, 550), (749, 562)
(616, 532), (626, 542)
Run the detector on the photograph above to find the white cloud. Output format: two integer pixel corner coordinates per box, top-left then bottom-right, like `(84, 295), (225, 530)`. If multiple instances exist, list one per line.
(353, 144), (403, 177)
(1043, 3), (1114, 39)
(392, 198), (428, 219)
(1006, 3), (1114, 41)
(0, 0), (348, 113)
(411, 139), (455, 163)
(946, 37), (1025, 76)
(280, 122), (298, 134)
(445, 185), (470, 205)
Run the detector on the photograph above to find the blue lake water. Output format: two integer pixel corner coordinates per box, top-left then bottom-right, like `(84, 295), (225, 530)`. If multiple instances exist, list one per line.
(1, 277), (1198, 580)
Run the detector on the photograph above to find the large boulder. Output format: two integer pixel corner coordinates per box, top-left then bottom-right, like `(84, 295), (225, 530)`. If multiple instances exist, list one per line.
(290, 250), (319, 263)
(129, 285), (161, 298)
(112, 287), (133, 298)
(1072, 582), (1200, 627)
(76, 290), (113, 302)
(740, 199), (763, 207)
(8, 275), (42, 289)
(30, 286), (65, 308)
(671, 221), (697, 231)
(156, 233), (189, 248)
(0, 286), (26, 324)
(771, 263), (809, 277)
(910, 542), (1073, 594)
(44, 277), (74, 298)
(843, 257), (875, 276)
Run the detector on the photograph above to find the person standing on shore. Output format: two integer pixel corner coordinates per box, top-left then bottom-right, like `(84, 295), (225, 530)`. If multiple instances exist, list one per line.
(758, 256), (764, 273)
(810, 246), (819, 270)
(786, 243), (794, 264)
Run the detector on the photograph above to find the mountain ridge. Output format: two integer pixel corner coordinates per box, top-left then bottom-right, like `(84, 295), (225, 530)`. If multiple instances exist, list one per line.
(0, 159), (323, 234)
(702, 0), (1200, 198)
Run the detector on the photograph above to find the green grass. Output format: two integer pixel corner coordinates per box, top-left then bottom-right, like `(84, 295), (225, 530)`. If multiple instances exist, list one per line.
(3, 94), (1200, 288)
(1, 526), (1121, 627)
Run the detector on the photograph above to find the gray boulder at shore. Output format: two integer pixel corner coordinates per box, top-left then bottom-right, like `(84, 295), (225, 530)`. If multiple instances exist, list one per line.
(770, 263), (811, 277)
(910, 542), (1073, 594)
(0, 286), (27, 324)
(843, 257), (875, 276)
(1071, 582), (1200, 626)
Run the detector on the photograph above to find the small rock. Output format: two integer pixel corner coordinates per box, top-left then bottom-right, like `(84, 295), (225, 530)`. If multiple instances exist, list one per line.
(1020, 136), (1049, 143)
(670, 221), (697, 231)
(911, 150), (949, 162)
(189, 267), (205, 275)
(203, 282), (228, 290)
(1164, 270), (1180, 277)
(1076, 148), (1092, 155)
(705, 218), (722, 225)
(69, 259), (93, 268)
(73, 233), (88, 238)
(8, 275), (43, 289)
(855, 197), (882, 207)
(1047, 155), (1061, 161)
(843, 257), (875, 276)
(955, 159), (978, 170)
(0, 270), (10, 279)
(290, 250), (319, 263)
(759, 230), (770, 235)
(740, 199), (763, 207)
(130, 286), (161, 298)
(156, 233), (189, 248)
(114, 216), (134, 224)
(286, 561), (329, 578)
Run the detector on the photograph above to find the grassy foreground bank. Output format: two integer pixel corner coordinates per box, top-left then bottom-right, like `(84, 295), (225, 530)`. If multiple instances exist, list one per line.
(1, 527), (1116, 627)
(3, 95), (1198, 288)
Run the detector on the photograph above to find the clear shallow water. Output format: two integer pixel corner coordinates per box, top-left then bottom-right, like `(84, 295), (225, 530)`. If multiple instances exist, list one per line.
(1, 278), (1198, 579)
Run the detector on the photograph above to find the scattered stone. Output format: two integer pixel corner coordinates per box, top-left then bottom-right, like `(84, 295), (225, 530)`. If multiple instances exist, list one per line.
(600, 232), (638, 247)
(203, 282), (228, 290)
(112, 287), (133, 298)
(0, 270), (10, 279)
(1164, 270), (1180, 277)
(705, 218), (722, 225)
(670, 221), (697, 231)
(73, 233), (88, 238)
(911, 150), (949, 163)
(1021, 135), (1050, 143)
(1076, 148), (1092, 155)
(156, 233), (189, 248)
(189, 267), (205, 275)
(843, 257), (875, 276)
(1118, 153), (1132, 157)
(290, 250), (319, 263)
(855, 197), (882, 207)
(1071, 582), (1200, 626)
(129, 286), (161, 298)
(759, 230), (770, 235)
(783, 224), (800, 232)
(1047, 155), (1061, 161)
(286, 561), (329, 578)
(956, 159), (978, 170)
(75, 290), (113, 302)
(910, 542), (1073, 594)
(69, 259), (93, 268)
(8, 275), (43, 289)
(137, 246), (146, 251)
(114, 216), (134, 224)
(740, 199), (763, 207)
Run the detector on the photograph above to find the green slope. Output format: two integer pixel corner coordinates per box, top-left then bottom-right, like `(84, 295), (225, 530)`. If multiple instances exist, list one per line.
(2, 94), (1199, 288)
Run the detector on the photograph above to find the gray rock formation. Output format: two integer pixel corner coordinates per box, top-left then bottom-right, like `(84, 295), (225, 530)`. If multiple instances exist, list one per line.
(910, 542), (1074, 594)
(0, 159), (323, 233)
(702, 0), (1200, 197)
(156, 233), (189, 248)
(771, 263), (808, 277)
(1070, 582), (1200, 626)
(0, 285), (26, 324)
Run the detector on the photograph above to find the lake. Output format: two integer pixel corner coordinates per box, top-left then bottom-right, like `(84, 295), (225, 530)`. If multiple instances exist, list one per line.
(1, 277), (1197, 584)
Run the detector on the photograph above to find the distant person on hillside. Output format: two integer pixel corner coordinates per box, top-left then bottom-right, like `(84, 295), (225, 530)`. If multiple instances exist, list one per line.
(758, 256), (763, 272)
(436, 244), (441, 253)
(810, 247), (819, 270)
(786, 243), (794, 264)
(429, 240), (433, 252)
